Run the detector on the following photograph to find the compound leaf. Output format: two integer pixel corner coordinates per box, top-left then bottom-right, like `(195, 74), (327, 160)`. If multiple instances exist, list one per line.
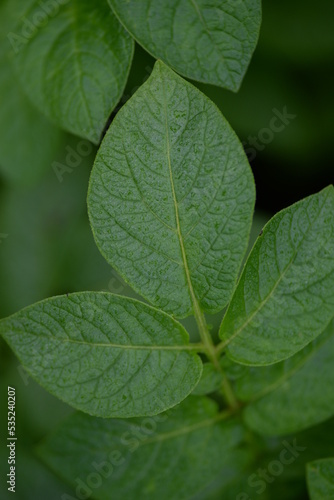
(230, 319), (334, 435)
(219, 186), (334, 365)
(39, 396), (245, 500)
(109, 0), (261, 91)
(307, 458), (334, 500)
(8, 0), (134, 143)
(0, 292), (202, 418)
(88, 61), (255, 318)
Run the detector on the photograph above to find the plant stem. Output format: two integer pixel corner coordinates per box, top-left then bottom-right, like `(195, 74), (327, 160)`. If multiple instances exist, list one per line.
(192, 301), (239, 410)
(220, 367), (240, 410)
(192, 299), (217, 362)
(215, 340), (228, 356)
(163, 101), (239, 411)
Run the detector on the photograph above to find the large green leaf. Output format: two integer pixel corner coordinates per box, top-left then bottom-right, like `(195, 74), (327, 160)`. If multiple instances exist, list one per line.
(219, 186), (334, 365)
(228, 320), (334, 435)
(8, 0), (134, 143)
(307, 458), (334, 500)
(0, 292), (202, 418)
(109, 0), (261, 91)
(88, 61), (255, 318)
(39, 396), (245, 500)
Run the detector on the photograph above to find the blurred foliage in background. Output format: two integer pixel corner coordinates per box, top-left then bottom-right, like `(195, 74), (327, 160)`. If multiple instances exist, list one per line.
(0, 0), (333, 498)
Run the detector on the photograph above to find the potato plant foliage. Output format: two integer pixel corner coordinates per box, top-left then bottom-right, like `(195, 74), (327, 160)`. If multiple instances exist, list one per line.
(0, 1), (334, 499)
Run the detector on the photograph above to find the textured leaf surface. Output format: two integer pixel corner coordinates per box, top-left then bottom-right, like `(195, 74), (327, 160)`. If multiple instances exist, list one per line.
(88, 61), (255, 318)
(307, 458), (334, 500)
(9, 0), (133, 143)
(219, 186), (334, 365)
(0, 292), (202, 417)
(39, 396), (245, 500)
(230, 320), (334, 435)
(109, 0), (261, 91)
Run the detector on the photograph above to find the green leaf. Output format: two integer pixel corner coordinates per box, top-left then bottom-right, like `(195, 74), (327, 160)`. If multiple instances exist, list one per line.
(8, 0), (134, 143)
(38, 396), (245, 500)
(109, 0), (261, 91)
(191, 362), (223, 395)
(307, 458), (334, 500)
(219, 186), (334, 365)
(88, 61), (255, 318)
(230, 319), (334, 435)
(0, 292), (202, 418)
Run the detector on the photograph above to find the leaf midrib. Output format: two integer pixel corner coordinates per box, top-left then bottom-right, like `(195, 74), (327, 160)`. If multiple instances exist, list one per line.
(132, 410), (231, 445)
(70, 410), (232, 452)
(160, 64), (224, 374)
(46, 337), (206, 351)
(4, 329), (205, 352)
(161, 68), (195, 314)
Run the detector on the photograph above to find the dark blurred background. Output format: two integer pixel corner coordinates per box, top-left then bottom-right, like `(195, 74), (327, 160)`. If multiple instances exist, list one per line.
(0, 0), (333, 498)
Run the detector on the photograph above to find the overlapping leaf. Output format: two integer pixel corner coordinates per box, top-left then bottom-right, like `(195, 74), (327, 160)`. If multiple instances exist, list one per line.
(109, 0), (261, 91)
(39, 396), (245, 500)
(227, 319), (334, 435)
(0, 292), (202, 417)
(8, 0), (134, 143)
(307, 458), (334, 500)
(219, 186), (334, 365)
(191, 362), (224, 396)
(88, 61), (255, 318)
